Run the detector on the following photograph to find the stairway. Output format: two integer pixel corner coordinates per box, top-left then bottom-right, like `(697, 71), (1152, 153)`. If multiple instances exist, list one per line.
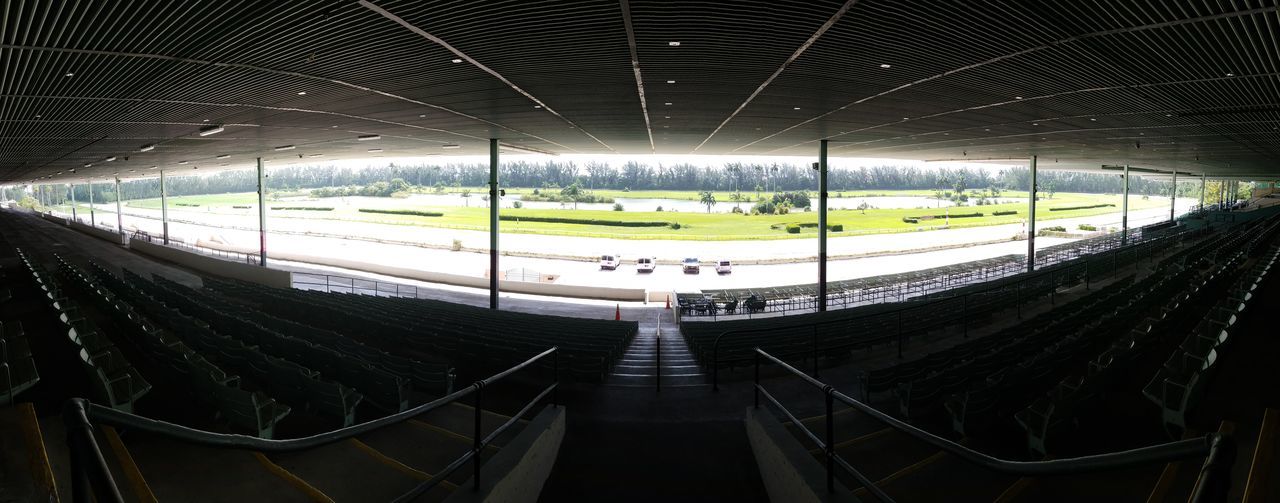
(606, 310), (707, 388)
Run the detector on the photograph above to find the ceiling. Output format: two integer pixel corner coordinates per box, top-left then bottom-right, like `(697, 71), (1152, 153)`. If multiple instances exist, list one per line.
(2, 0), (1279, 185)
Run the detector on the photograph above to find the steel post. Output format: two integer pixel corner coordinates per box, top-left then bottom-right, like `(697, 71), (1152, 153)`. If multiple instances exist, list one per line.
(1121, 164), (1130, 245)
(257, 158), (266, 266)
(489, 138), (500, 310)
(818, 139), (829, 311)
(1027, 155), (1037, 272)
(160, 170), (169, 244)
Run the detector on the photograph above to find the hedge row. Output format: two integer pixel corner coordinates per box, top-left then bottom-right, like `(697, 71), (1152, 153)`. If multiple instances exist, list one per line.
(174, 203), (200, 207)
(231, 205), (251, 209)
(772, 222), (845, 232)
(497, 215), (670, 227)
(1049, 203), (1114, 212)
(906, 212), (984, 220)
(992, 210), (1019, 216)
(271, 206), (333, 211)
(358, 208), (444, 217)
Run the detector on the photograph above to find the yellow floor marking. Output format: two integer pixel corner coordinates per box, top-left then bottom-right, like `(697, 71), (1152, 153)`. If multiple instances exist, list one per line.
(347, 439), (459, 491)
(18, 403), (59, 502)
(252, 452), (335, 503)
(99, 425), (157, 503)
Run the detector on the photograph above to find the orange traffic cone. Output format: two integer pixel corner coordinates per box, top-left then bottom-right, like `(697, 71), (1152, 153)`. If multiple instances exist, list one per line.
(615, 304), (621, 321)
(665, 295), (671, 310)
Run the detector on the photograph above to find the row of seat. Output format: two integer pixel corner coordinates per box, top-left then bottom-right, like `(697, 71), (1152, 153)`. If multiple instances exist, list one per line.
(1014, 247), (1248, 455)
(205, 277), (635, 381)
(1, 244), (40, 405)
(16, 249), (153, 413)
(56, 255), (294, 437)
(136, 271), (428, 415)
(1144, 243), (1278, 437)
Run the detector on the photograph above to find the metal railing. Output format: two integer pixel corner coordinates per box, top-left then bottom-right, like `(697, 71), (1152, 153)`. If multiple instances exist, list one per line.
(292, 272), (424, 299)
(63, 347), (560, 503)
(752, 348), (1234, 502)
(129, 231), (261, 265)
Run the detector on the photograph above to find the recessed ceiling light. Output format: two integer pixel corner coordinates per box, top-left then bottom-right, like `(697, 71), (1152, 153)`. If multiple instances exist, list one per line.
(217, 154), (231, 159)
(149, 166), (158, 170)
(451, 58), (462, 63)
(984, 128), (991, 131)
(69, 169), (76, 173)
(1226, 73), (1234, 77)
(664, 116), (671, 119)
(105, 156), (117, 162)
(668, 41), (680, 46)
(35, 115), (42, 118)
(663, 125), (669, 128)
(879, 64), (891, 69)
(198, 126), (225, 136)
(358, 134), (381, 141)
(297, 91), (307, 95)
(84, 164), (92, 168)
(139, 144), (155, 152)
(793, 107), (801, 110)
(664, 102), (672, 106)
(65, 72), (74, 77)
(667, 80), (675, 84)
(1033, 123), (1040, 126)
(902, 117), (909, 120)
(533, 105), (542, 109)
(441, 144), (461, 149)
(418, 114), (426, 118)
(307, 154), (323, 158)
(202, 119), (210, 122)
(128, 169), (136, 173)
(1015, 96), (1023, 100)
(275, 145), (295, 151)
(367, 148), (383, 153)
(178, 161), (189, 165)
(1090, 118), (1097, 121)
(1165, 114), (1173, 117)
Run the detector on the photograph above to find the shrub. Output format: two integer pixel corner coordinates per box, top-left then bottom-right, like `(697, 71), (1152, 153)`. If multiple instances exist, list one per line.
(232, 205), (251, 209)
(992, 210), (1018, 216)
(731, 206), (743, 214)
(786, 224), (801, 234)
(613, 203), (624, 211)
(498, 215), (668, 227)
(1048, 204), (1114, 212)
(668, 222), (682, 230)
(175, 202), (200, 207)
(270, 206), (333, 211)
(358, 208), (444, 217)
(451, 239), (462, 251)
(1044, 226), (1067, 232)
(906, 212), (984, 220)
(902, 217), (920, 224)
(656, 206), (663, 212)
(831, 224), (844, 232)
(512, 201), (523, 209)
(1078, 224), (1097, 231)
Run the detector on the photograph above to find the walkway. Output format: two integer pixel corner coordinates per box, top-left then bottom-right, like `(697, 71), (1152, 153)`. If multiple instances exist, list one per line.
(605, 310), (708, 388)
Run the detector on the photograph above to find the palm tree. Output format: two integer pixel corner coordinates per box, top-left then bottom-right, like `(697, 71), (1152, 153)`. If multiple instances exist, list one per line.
(700, 191), (717, 213)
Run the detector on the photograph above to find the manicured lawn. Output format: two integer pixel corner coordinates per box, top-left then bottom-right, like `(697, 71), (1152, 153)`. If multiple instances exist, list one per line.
(108, 189), (1171, 240)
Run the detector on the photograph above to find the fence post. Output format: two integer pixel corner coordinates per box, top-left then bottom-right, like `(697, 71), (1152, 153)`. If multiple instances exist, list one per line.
(473, 382), (483, 491)
(825, 387), (835, 493)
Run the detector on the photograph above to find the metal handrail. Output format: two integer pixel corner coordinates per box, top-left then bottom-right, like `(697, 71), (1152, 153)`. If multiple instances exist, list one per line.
(64, 346), (560, 503)
(708, 225), (1197, 389)
(753, 348), (1233, 502)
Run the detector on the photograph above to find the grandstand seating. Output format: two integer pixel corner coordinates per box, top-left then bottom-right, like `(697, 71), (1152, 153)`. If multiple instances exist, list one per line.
(0, 319), (38, 405)
(205, 277), (637, 382)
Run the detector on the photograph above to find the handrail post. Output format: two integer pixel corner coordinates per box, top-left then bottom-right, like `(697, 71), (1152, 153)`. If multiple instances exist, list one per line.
(63, 399), (124, 503)
(656, 333), (661, 393)
(824, 386), (835, 493)
(753, 349), (760, 409)
(472, 382), (483, 491)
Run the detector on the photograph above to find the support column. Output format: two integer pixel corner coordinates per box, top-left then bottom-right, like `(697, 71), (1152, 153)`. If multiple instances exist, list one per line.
(160, 170), (169, 245)
(1121, 164), (1130, 246)
(488, 138), (500, 310)
(89, 180), (95, 227)
(114, 177), (124, 244)
(1169, 171), (1177, 221)
(257, 158), (267, 266)
(69, 184), (77, 222)
(1027, 155), (1037, 272)
(818, 139), (829, 312)
(1200, 176), (1206, 212)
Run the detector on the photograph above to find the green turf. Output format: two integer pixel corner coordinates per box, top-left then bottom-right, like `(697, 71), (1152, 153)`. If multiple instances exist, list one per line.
(109, 189), (1171, 240)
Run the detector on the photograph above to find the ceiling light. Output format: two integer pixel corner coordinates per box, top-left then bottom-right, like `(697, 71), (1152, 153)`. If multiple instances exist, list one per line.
(70, 169), (76, 173)
(668, 41), (680, 46)
(217, 154), (231, 159)
(65, 72), (74, 77)
(35, 114), (42, 118)
(664, 116), (671, 119)
(667, 80), (675, 84)
(139, 144), (155, 152)
(1032, 123), (1039, 126)
(178, 161), (189, 165)
(199, 126), (225, 136)
(128, 169), (136, 173)
(307, 154), (324, 158)
(297, 91), (307, 95)
(84, 163), (92, 168)
(368, 148), (383, 153)
(451, 58), (462, 63)
(1226, 73), (1234, 77)
(664, 102), (672, 106)
(441, 144), (461, 149)
(202, 119), (210, 122)
(418, 114), (426, 118)
(275, 145), (295, 151)
(105, 156), (117, 162)
(1165, 114), (1173, 117)
(1015, 96), (1023, 100)
(879, 64), (891, 69)
(358, 134), (381, 141)
(149, 166), (158, 170)
(902, 117), (909, 120)
(533, 105), (542, 109)
(1090, 118), (1097, 121)
(793, 107), (801, 110)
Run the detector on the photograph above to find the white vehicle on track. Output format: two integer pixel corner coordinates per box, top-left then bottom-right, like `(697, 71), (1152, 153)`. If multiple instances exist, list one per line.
(682, 257), (701, 274)
(600, 254), (621, 270)
(715, 260), (733, 274)
(636, 257), (656, 273)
